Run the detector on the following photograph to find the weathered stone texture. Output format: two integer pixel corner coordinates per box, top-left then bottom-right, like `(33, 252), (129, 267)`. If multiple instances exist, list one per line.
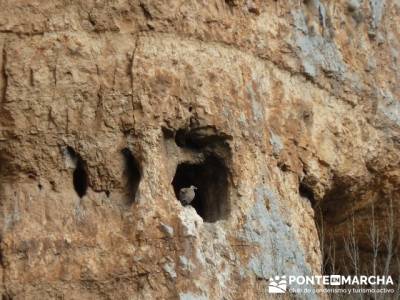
(0, 0), (399, 299)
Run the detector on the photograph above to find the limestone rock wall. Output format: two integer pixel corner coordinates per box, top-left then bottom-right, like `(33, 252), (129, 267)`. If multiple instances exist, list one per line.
(0, 0), (399, 299)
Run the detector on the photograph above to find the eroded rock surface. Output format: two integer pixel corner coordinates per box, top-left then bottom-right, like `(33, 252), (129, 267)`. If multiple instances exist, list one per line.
(0, 0), (399, 299)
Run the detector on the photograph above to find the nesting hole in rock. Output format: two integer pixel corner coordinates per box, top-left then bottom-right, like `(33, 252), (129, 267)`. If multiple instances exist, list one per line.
(299, 180), (316, 205)
(2, 293), (13, 300)
(174, 127), (231, 151)
(66, 147), (88, 198)
(121, 148), (141, 204)
(172, 156), (230, 223)
(225, 0), (234, 5)
(162, 127), (175, 139)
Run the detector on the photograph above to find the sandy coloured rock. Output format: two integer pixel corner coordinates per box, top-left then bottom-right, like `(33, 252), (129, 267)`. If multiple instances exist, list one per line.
(0, 0), (399, 299)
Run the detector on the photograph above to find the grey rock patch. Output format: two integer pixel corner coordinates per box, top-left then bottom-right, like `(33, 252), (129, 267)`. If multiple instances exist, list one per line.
(179, 293), (208, 300)
(163, 262), (177, 280)
(159, 222), (174, 238)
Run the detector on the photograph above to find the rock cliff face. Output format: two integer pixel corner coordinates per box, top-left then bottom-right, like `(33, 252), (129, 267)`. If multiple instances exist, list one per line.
(0, 0), (399, 299)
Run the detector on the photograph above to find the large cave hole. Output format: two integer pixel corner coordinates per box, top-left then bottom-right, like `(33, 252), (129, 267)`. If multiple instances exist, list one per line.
(172, 156), (230, 223)
(314, 179), (400, 289)
(121, 148), (141, 204)
(66, 147), (88, 198)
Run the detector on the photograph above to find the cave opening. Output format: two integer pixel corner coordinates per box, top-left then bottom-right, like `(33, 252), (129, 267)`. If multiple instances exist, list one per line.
(174, 128), (204, 150)
(66, 147), (88, 198)
(121, 148), (141, 204)
(299, 180), (316, 205)
(313, 179), (400, 286)
(172, 156), (229, 223)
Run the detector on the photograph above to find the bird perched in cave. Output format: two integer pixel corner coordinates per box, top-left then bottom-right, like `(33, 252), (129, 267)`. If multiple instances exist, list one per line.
(179, 185), (197, 205)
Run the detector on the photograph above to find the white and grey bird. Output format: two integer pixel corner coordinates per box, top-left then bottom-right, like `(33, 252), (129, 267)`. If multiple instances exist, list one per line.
(179, 185), (197, 205)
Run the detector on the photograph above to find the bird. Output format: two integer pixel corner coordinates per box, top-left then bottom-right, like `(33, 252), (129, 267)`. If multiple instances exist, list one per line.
(179, 185), (197, 205)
